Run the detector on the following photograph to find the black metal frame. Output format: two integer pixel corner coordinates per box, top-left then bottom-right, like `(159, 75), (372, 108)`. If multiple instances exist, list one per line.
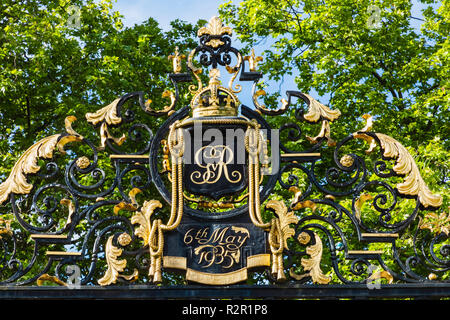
(0, 17), (448, 298)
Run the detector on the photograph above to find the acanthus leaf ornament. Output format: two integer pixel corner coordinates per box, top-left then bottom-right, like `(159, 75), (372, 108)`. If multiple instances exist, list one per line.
(98, 233), (138, 286)
(85, 98), (122, 126)
(302, 93), (341, 123)
(266, 199), (299, 249)
(0, 134), (61, 205)
(131, 199), (162, 247)
(0, 116), (82, 205)
(354, 131), (443, 208)
(290, 232), (331, 284)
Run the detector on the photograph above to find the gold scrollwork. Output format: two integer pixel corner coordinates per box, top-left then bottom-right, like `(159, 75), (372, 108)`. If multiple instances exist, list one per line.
(85, 98), (126, 150)
(353, 114), (442, 208)
(85, 98), (122, 126)
(0, 117), (82, 205)
(144, 89), (176, 115)
(354, 193), (374, 222)
(264, 199), (300, 281)
(114, 188), (142, 215)
(252, 87), (290, 115)
(306, 120), (336, 147)
(98, 233), (138, 286)
(303, 93), (341, 123)
(289, 232), (331, 284)
(36, 274), (67, 286)
(354, 135), (443, 209)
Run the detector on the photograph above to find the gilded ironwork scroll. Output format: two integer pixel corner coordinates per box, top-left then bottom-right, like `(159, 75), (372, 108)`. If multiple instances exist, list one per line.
(0, 16), (446, 290)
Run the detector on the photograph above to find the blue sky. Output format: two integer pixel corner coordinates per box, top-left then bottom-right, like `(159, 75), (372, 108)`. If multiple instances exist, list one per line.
(110, 0), (435, 107)
(112, 0), (231, 29)
(111, 0), (294, 107)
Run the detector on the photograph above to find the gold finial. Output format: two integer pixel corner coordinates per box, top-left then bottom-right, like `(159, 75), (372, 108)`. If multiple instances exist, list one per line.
(197, 16), (232, 48)
(168, 46), (186, 74)
(244, 49), (263, 72)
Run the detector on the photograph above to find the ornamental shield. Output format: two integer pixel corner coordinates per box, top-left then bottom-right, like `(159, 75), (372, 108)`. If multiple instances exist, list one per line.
(183, 123), (248, 200)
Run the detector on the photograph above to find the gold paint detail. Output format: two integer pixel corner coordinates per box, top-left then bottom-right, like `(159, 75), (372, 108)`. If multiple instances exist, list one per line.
(36, 274), (67, 286)
(30, 234), (68, 239)
(186, 268), (247, 285)
(0, 135), (60, 204)
(367, 269), (394, 284)
(265, 200), (298, 250)
(361, 233), (399, 238)
(306, 120), (336, 147)
(46, 251), (82, 256)
(428, 273), (438, 280)
(163, 256), (187, 270)
(244, 48), (263, 72)
(114, 188), (142, 215)
(190, 68), (240, 118)
(419, 207), (450, 236)
(109, 154), (149, 159)
(0, 217), (12, 239)
(360, 114), (373, 132)
(99, 122), (126, 150)
(354, 193), (374, 222)
(161, 139), (171, 174)
(76, 156), (90, 169)
(197, 16), (232, 48)
(340, 154), (354, 167)
(130, 197), (176, 283)
(289, 187), (317, 212)
(252, 87), (289, 115)
(168, 46), (186, 74)
(247, 254), (271, 268)
(85, 98), (122, 126)
(354, 132), (443, 208)
(145, 89), (176, 115)
(60, 198), (75, 229)
(347, 250), (384, 255)
(85, 99), (126, 150)
(131, 200), (162, 246)
(190, 145), (242, 185)
(65, 116), (83, 138)
(98, 234), (138, 286)
(281, 153), (321, 157)
(352, 114), (379, 154)
(303, 93), (341, 123)
(0, 124), (81, 205)
(290, 232), (331, 284)
(197, 201), (235, 209)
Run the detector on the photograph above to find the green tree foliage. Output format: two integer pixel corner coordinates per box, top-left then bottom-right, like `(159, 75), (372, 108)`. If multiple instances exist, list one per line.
(0, 0), (448, 286)
(219, 0), (448, 196)
(0, 0), (202, 177)
(220, 0), (449, 283)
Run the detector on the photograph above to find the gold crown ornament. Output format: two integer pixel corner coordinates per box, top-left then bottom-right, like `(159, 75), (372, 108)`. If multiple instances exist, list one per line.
(191, 68), (240, 118)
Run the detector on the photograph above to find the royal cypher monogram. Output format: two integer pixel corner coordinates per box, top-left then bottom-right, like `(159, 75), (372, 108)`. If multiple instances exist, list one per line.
(190, 145), (242, 185)
(183, 226), (250, 269)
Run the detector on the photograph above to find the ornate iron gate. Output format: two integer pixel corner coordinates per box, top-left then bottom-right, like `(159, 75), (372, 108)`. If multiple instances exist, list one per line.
(0, 16), (448, 299)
